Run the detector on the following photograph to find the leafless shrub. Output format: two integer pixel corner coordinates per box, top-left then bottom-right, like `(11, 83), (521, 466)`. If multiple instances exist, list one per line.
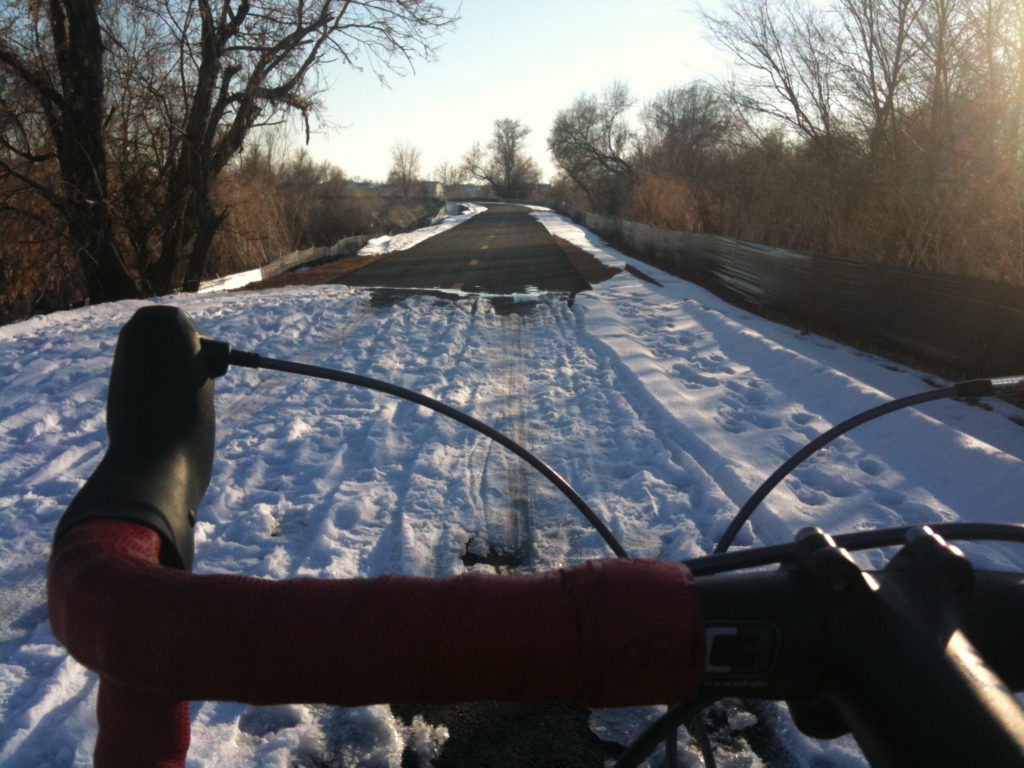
(623, 175), (702, 232)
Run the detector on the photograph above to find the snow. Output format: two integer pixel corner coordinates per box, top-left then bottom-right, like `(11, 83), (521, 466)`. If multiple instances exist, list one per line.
(1, 206), (1022, 766)
(356, 202), (487, 257)
(198, 267), (265, 294)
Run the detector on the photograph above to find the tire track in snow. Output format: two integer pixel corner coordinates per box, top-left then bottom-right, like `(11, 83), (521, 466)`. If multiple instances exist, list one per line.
(299, 295), (540, 579)
(198, 292), (553, 581)
(467, 308), (535, 569)
(501, 300), (714, 562)
(288, 296), (491, 579)
(364, 297), (520, 577)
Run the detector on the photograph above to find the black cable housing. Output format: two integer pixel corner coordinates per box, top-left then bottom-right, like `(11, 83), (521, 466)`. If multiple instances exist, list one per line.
(220, 346), (630, 558)
(712, 379), (1009, 554)
(692, 522), (1024, 576)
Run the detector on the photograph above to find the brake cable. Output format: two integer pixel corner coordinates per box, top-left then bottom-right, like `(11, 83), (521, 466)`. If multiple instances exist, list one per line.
(200, 339), (629, 558)
(714, 376), (1024, 554)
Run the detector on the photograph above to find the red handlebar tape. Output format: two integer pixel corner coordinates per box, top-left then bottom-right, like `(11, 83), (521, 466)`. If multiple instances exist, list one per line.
(48, 520), (705, 768)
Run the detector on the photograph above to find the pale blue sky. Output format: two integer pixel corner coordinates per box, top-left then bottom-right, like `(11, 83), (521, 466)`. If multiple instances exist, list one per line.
(303, 0), (731, 183)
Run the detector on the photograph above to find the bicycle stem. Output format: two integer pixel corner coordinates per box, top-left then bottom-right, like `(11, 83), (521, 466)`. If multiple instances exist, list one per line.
(697, 526), (1024, 767)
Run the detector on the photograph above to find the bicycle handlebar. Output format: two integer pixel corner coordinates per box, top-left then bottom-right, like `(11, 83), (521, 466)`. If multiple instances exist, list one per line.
(54, 306), (1024, 768)
(198, 301), (1024, 766)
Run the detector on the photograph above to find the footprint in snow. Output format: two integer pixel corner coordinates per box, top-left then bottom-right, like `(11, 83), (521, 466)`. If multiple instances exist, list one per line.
(857, 458), (885, 476)
(726, 379), (768, 404)
(793, 466), (861, 499)
(672, 363), (718, 389)
(897, 502), (944, 525)
(794, 485), (830, 506)
(788, 411), (820, 438)
(746, 411), (783, 429)
(868, 484), (907, 508)
(693, 353), (735, 375)
(717, 402), (783, 433)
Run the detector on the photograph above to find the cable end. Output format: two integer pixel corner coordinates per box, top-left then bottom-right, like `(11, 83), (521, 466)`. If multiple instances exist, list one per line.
(198, 338), (232, 378)
(954, 379), (994, 398)
(195, 339), (260, 378)
(199, 338), (263, 376)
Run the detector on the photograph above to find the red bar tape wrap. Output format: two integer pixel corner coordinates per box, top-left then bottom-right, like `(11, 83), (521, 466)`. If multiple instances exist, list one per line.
(49, 520), (704, 767)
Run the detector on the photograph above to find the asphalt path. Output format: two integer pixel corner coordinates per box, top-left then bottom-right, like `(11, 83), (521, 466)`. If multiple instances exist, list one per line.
(333, 204), (591, 295)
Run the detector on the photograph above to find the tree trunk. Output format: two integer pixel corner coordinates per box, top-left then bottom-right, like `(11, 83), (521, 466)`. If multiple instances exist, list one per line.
(66, 201), (138, 302)
(50, 0), (138, 302)
(148, 179), (225, 295)
(148, 193), (191, 295)
(182, 195), (226, 292)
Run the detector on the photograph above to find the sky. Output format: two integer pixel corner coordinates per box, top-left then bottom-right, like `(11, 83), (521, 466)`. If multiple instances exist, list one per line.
(301, 0), (731, 184)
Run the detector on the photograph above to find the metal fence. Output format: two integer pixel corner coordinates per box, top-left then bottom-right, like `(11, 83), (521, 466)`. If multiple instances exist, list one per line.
(560, 205), (1024, 377)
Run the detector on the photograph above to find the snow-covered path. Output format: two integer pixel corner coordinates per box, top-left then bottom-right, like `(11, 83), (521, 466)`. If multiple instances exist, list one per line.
(1, 208), (1022, 766)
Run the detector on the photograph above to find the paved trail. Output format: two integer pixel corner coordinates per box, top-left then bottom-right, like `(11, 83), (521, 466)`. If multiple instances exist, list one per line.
(335, 204), (590, 296)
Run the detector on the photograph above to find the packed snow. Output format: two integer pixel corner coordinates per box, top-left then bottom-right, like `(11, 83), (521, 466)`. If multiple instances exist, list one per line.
(1, 206), (1022, 767)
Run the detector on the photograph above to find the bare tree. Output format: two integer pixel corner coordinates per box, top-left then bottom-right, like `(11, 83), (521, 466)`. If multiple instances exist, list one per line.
(702, 0), (849, 159)
(634, 82), (737, 229)
(835, 0), (923, 161)
(966, 0), (1020, 158)
(463, 118), (541, 199)
(433, 160), (464, 197)
(388, 141), (422, 197)
(0, 0), (456, 302)
(640, 83), (735, 175)
(911, 0), (973, 164)
(548, 82), (635, 213)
